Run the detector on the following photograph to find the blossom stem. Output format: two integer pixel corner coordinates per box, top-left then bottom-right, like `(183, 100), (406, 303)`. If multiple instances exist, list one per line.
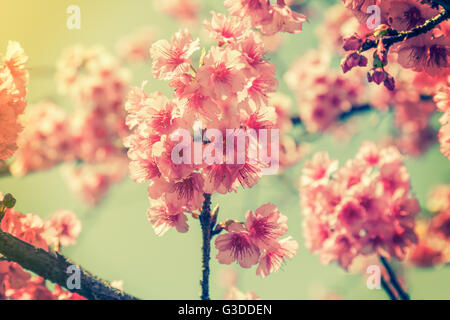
(199, 193), (212, 300)
(381, 275), (398, 300)
(0, 229), (138, 300)
(380, 256), (410, 300)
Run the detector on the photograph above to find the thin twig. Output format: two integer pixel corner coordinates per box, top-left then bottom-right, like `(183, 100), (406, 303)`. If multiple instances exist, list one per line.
(291, 104), (372, 126)
(380, 256), (410, 300)
(381, 275), (398, 300)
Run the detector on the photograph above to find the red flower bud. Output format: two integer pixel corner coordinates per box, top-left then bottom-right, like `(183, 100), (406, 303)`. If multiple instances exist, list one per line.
(372, 68), (386, 84)
(341, 52), (366, 73)
(384, 74), (395, 91)
(343, 34), (363, 51)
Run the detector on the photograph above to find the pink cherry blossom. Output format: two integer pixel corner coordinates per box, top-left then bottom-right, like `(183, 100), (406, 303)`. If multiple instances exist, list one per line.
(62, 157), (128, 207)
(215, 222), (261, 268)
(394, 35), (449, 77)
(256, 237), (298, 278)
(150, 29), (200, 81)
(146, 200), (189, 236)
(225, 0), (307, 36)
(225, 0), (271, 27)
(10, 101), (75, 177)
(285, 49), (365, 132)
(147, 173), (205, 210)
(244, 203), (288, 250)
(386, 0), (438, 32)
(260, 4), (307, 36)
(300, 152), (338, 187)
(44, 210), (82, 247)
(204, 11), (251, 45)
(196, 46), (246, 99)
(56, 45), (130, 115)
(240, 64), (278, 107)
(233, 31), (267, 72)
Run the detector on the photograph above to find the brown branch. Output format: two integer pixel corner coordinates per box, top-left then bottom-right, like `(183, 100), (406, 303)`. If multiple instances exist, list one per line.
(199, 193), (212, 300)
(361, 9), (450, 52)
(0, 229), (138, 300)
(421, 0), (450, 11)
(291, 104), (372, 126)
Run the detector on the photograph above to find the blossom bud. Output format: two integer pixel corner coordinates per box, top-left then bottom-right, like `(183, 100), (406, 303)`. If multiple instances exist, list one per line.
(358, 55), (368, 67)
(341, 52), (367, 73)
(2, 193), (16, 209)
(384, 74), (395, 91)
(367, 68), (386, 84)
(343, 34), (363, 51)
(211, 204), (220, 226)
(223, 219), (239, 229)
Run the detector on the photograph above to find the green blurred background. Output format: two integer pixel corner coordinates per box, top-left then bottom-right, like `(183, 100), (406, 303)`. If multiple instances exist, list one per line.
(1, 0), (449, 299)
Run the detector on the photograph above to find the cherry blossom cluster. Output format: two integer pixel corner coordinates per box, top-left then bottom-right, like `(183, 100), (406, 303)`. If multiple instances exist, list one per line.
(313, 1), (449, 157)
(300, 142), (419, 269)
(55, 45), (130, 162)
(215, 203), (298, 277)
(225, 0), (307, 36)
(0, 41), (28, 160)
(368, 67), (437, 156)
(285, 50), (366, 132)
(408, 185), (450, 267)
(123, 6), (302, 278)
(126, 23), (280, 234)
(340, 0), (449, 91)
(0, 194), (83, 300)
(11, 46), (131, 206)
(62, 158), (128, 207)
(10, 101), (74, 176)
